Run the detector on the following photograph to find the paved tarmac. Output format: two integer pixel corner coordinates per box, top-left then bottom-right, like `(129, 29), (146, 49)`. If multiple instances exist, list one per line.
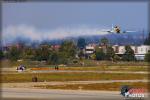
(1, 88), (149, 100)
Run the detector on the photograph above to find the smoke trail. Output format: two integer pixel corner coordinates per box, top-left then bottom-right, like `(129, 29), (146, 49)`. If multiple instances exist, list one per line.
(2, 24), (109, 44)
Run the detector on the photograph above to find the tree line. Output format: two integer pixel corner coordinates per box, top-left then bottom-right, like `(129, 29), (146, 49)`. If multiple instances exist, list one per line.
(0, 36), (150, 63)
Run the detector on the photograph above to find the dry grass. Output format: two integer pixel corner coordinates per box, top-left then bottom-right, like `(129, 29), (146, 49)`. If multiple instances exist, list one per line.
(58, 66), (149, 71)
(1, 72), (148, 83)
(34, 82), (150, 91)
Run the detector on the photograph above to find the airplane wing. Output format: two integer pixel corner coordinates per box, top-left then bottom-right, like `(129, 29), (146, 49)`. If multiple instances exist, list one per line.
(101, 31), (110, 32)
(96, 30), (113, 35)
(123, 31), (137, 33)
(100, 30), (112, 33)
(126, 31), (137, 32)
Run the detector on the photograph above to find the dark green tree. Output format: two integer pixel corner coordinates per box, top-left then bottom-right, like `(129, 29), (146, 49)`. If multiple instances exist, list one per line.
(122, 45), (135, 61)
(34, 45), (50, 61)
(7, 46), (22, 61)
(77, 38), (86, 49)
(95, 47), (105, 60)
(34, 48), (41, 61)
(23, 47), (35, 59)
(100, 37), (109, 46)
(144, 50), (150, 62)
(100, 37), (109, 53)
(78, 50), (84, 59)
(144, 32), (150, 45)
(113, 55), (121, 62)
(0, 50), (4, 59)
(48, 51), (59, 64)
(59, 40), (77, 59)
(106, 46), (115, 60)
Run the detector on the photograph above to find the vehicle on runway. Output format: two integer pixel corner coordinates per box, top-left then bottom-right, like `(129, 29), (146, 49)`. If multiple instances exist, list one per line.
(16, 65), (26, 72)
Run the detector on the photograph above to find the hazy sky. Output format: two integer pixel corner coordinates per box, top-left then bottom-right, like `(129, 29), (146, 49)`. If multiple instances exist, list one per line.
(2, 2), (148, 43)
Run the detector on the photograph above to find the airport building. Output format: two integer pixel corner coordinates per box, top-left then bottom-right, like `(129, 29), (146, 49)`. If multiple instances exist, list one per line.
(112, 45), (150, 60)
(85, 44), (150, 60)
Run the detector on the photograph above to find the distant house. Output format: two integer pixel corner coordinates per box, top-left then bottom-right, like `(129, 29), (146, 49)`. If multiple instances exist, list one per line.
(112, 45), (150, 60)
(85, 44), (95, 54)
(134, 45), (150, 60)
(51, 45), (60, 51)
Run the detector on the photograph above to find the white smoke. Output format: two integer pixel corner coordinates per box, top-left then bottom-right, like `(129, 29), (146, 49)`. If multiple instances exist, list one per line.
(2, 24), (109, 44)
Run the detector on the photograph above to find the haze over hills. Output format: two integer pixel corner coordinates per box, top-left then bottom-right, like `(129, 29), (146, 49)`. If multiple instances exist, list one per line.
(2, 31), (148, 47)
(2, 25), (148, 46)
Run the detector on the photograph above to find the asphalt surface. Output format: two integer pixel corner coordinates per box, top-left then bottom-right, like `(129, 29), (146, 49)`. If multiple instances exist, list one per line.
(1, 88), (149, 100)
(0, 88), (124, 100)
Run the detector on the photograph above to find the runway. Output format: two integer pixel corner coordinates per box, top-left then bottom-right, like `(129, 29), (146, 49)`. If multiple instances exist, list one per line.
(1, 88), (149, 100)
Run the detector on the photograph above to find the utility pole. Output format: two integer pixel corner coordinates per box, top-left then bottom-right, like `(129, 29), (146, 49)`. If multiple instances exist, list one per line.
(142, 29), (145, 44)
